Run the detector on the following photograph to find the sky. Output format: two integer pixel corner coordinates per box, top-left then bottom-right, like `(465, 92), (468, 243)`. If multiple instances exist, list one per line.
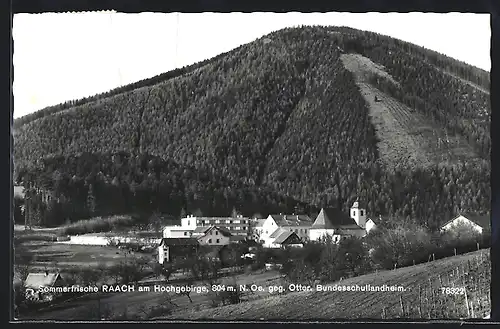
(12, 12), (491, 119)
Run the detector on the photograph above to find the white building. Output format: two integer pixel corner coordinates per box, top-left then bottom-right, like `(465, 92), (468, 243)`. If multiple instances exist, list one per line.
(162, 225), (194, 238)
(193, 226), (232, 246)
(253, 213), (312, 246)
(440, 213), (490, 235)
(309, 202), (367, 242)
(181, 215), (250, 236)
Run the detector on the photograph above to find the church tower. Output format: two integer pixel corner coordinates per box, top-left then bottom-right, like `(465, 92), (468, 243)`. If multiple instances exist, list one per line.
(350, 200), (366, 228)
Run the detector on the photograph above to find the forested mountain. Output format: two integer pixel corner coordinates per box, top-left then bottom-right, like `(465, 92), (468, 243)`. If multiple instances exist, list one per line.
(13, 26), (490, 229)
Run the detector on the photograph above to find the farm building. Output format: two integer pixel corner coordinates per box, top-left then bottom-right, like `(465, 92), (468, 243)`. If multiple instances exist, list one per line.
(24, 272), (65, 302)
(309, 202), (367, 242)
(157, 238), (199, 264)
(255, 213), (312, 246)
(365, 215), (384, 234)
(264, 228), (304, 249)
(440, 213), (491, 235)
(194, 226), (232, 246)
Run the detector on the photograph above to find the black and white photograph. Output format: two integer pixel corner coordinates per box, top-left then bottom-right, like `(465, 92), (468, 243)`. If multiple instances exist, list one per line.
(12, 11), (491, 321)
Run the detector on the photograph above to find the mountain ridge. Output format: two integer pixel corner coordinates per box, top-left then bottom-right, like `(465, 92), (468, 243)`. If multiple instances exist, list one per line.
(13, 25), (489, 128)
(14, 26), (491, 228)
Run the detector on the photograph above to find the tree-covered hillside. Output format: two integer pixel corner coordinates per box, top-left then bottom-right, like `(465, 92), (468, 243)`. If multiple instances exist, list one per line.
(14, 26), (490, 228)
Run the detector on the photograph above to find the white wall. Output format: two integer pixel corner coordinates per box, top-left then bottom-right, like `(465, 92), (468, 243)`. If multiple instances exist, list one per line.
(365, 220), (376, 234)
(181, 216), (197, 229)
(197, 230), (230, 246)
(163, 226), (193, 238)
(158, 245), (169, 264)
(309, 229), (346, 242)
(441, 215), (483, 234)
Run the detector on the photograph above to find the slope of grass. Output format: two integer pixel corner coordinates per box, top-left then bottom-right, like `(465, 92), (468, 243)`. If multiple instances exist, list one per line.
(166, 249), (490, 320)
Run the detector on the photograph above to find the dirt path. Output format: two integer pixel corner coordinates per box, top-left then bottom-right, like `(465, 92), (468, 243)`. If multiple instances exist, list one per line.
(340, 53), (478, 170)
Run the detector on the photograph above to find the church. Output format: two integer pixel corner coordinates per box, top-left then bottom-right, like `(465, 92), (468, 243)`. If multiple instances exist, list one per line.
(309, 201), (370, 242)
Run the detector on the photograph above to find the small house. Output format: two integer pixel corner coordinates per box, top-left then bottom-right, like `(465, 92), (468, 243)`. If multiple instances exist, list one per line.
(158, 238), (199, 264)
(440, 213), (491, 235)
(24, 272), (65, 302)
(195, 226), (232, 246)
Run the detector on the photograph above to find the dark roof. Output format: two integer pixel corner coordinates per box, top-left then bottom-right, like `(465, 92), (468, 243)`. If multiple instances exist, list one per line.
(311, 208), (363, 230)
(273, 231), (300, 245)
(193, 226), (211, 234)
(269, 214), (313, 227)
(216, 226), (233, 237)
(269, 227), (289, 238)
(367, 215), (386, 225)
(442, 213), (491, 229)
(25, 272), (62, 289)
(160, 238), (199, 246)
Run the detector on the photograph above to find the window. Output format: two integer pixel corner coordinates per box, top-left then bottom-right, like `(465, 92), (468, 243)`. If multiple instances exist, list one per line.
(184, 232), (187, 236)
(188, 220), (190, 226)
(215, 220), (220, 224)
(360, 210), (364, 216)
(234, 220), (240, 224)
(216, 239), (220, 243)
(208, 239), (212, 243)
(226, 220), (230, 224)
(353, 210), (356, 216)
(215, 231), (219, 235)
(230, 220), (233, 224)
(242, 220), (246, 224)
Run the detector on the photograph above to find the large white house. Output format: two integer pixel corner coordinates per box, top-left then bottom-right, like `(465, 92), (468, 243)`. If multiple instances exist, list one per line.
(309, 201), (368, 242)
(253, 214), (312, 247)
(440, 213), (490, 235)
(162, 214), (251, 239)
(192, 226), (233, 246)
(181, 215), (250, 236)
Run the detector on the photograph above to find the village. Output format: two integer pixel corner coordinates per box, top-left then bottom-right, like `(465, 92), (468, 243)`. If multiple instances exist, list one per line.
(14, 186), (491, 317)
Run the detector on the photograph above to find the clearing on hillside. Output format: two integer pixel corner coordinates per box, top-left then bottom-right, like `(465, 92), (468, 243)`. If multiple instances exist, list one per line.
(166, 249), (490, 320)
(340, 53), (479, 170)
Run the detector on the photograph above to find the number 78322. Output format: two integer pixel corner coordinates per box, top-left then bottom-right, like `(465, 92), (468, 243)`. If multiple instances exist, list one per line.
(441, 287), (466, 295)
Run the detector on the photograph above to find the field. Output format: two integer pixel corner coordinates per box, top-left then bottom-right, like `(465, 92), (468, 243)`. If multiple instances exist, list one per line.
(20, 269), (285, 320)
(164, 249), (490, 320)
(340, 53), (479, 170)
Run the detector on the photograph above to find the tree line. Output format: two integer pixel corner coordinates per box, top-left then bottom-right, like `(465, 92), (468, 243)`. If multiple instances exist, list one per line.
(14, 26), (490, 229)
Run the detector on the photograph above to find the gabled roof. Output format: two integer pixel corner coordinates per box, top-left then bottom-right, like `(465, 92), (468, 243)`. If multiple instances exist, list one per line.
(269, 214), (313, 227)
(269, 227), (289, 238)
(216, 226), (233, 237)
(193, 226), (212, 234)
(366, 215), (385, 225)
(442, 213), (491, 229)
(25, 272), (62, 289)
(273, 231), (299, 245)
(160, 238), (199, 246)
(311, 208), (363, 230)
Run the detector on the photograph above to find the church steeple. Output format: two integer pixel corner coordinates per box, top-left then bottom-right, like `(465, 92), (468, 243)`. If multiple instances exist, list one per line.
(350, 199), (366, 228)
